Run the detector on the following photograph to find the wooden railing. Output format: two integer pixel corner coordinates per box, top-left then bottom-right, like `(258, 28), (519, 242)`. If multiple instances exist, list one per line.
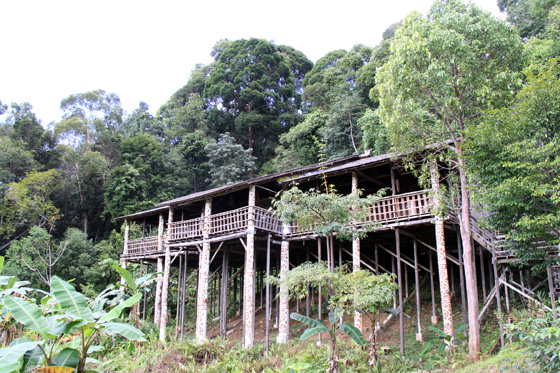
(288, 190), (432, 237)
(126, 236), (159, 256)
(125, 190), (434, 254)
(255, 207), (282, 233)
(210, 207), (249, 236)
(364, 190), (431, 225)
(169, 217), (203, 241)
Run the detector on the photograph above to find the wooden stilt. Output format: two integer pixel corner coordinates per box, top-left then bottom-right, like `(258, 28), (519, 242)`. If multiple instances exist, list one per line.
(220, 249), (229, 339)
(277, 224), (290, 344)
(159, 207), (174, 342)
(154, 213), (163, 326)
(181, 253), (187, 338)
(429, 248), (437, 325)
(243, 186), (256, 348)
(479, 246), (487, 301)
(492, 249), (504, 347)
(457, 231), (468, 328)
(395, 228), (405, 357)
(414, 238), (423, 341)
(265, 234), (271, 350)
(306, 247), (311, 318)
(195, 198), (212, 343)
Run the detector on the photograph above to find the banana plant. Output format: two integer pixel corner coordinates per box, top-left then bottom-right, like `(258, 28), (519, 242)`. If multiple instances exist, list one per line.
(1, 275), (146, 373)
(291, 312), (366, 373)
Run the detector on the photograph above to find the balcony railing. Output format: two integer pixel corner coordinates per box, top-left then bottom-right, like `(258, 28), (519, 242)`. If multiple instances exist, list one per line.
(363, 190), (431, 225)
(124, 190), (435, 257)
(126, 236), (159, 257)
(288, 190), (432, 237)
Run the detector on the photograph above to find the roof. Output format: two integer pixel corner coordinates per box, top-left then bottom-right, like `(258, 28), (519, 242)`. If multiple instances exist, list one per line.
(118, 152), (397, 220)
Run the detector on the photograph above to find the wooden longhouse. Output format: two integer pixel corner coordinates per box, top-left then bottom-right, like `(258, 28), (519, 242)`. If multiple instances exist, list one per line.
(119, 152), (559, 353)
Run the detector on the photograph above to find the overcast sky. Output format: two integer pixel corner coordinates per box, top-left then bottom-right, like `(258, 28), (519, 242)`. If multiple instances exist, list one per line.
(0, 0), (503, 126)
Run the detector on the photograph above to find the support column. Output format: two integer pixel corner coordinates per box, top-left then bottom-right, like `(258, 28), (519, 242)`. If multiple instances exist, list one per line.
(414, 238), (423, 342)
(277, 224), (291, 343)
(351, 172), (362, 332)
(243, 186), (256, 348)
(220, 249), (229, 339)
(121, 220), (130, 287)
(159, 207), (173, 342)
(395, 228), (405, 357)
(154, 214), (164, 325)
(431, 164), (454, 337)
(196, 198), (212, 343)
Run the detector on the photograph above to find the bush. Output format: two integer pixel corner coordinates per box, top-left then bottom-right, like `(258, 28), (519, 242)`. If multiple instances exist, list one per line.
(506, 305), (560, 372)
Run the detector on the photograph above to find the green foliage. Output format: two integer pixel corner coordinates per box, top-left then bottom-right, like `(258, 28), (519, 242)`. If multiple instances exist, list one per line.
(1, 170), (61, 238)
(498, 0), (558, 40)
(467, 62), (560, 266)
(358, 109), (389, 156)
(506, 305), (560, 372)
(205, 132), (255, 188)
(273, 185), (384, 241)
(204, 38), (301, 167)
(1, 275), (145, 373)
(377, 0), (524, 154)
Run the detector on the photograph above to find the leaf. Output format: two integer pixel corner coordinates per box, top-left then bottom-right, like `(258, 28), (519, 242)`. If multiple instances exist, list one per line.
(290, 313), (328, 329)
(0, 341), (39, 372)
(65, 306), (93, 322)
(102, 322), (146, 341)
(110, 263), (136, 291)
(338, 323), (367, 346)
(300, 325), (329, 340)
(49, 348), (79, 369)
(51, 277), (86, 309)
(22, 345), (44, 372)
(97, 293), (141, 323)
(328, 311), (338, 325)
(37, 367), (75, 373)
(0, 256), (4, 274)
(4, 296), (52, 336)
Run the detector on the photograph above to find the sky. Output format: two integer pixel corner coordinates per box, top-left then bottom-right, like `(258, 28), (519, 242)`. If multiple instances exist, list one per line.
(0, 0), (503, 126)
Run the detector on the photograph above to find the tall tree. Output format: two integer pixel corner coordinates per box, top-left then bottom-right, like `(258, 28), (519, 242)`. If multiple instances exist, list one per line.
(498, 0), (558, 40)
(56, 90), (123, 148)
(467, 63), (560, 268)
(205, 132), (255, 188)
(204, 38), (302, 170)
(376, 0), (524, 359)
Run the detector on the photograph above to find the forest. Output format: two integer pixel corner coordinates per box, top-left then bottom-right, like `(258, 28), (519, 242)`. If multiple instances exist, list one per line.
(1, 0), (560, 371)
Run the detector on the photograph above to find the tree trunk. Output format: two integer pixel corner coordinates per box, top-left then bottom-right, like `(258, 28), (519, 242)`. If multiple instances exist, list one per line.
(328, 333), (340, 373)
(457, 153), (481, 360)
(431, 164), (454, 337)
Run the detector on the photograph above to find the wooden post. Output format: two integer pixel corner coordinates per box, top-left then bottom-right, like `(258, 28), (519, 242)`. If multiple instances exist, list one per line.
(159, 206), (174, 342)
(395, 228), (405, 357)
(306, 247), (311, 318)
(431, 164), (454, 337)
(277, 224), (290, 343)
(123, 219), (130, 257)
(352, 172), (362, 331)
(429, 248), (437, 325)
(414, 238), (423, 342)
(265, 234), (271, 350)
(154, 214), (164, 325)
(493, 249), (504, 347)
(243, 186), (256, 348)
(479, 246), (487, 301)
(457, 231), (468, 328)
(180, 253), (188, 338)
(196, 198), (212, 343)
(220, 249), (229, 339)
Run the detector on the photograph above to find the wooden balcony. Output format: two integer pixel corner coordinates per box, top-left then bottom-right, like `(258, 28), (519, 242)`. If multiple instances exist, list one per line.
(288, 190), (432, 237)
(124, 190), (434, 257)
(125, 236), (159, 257)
